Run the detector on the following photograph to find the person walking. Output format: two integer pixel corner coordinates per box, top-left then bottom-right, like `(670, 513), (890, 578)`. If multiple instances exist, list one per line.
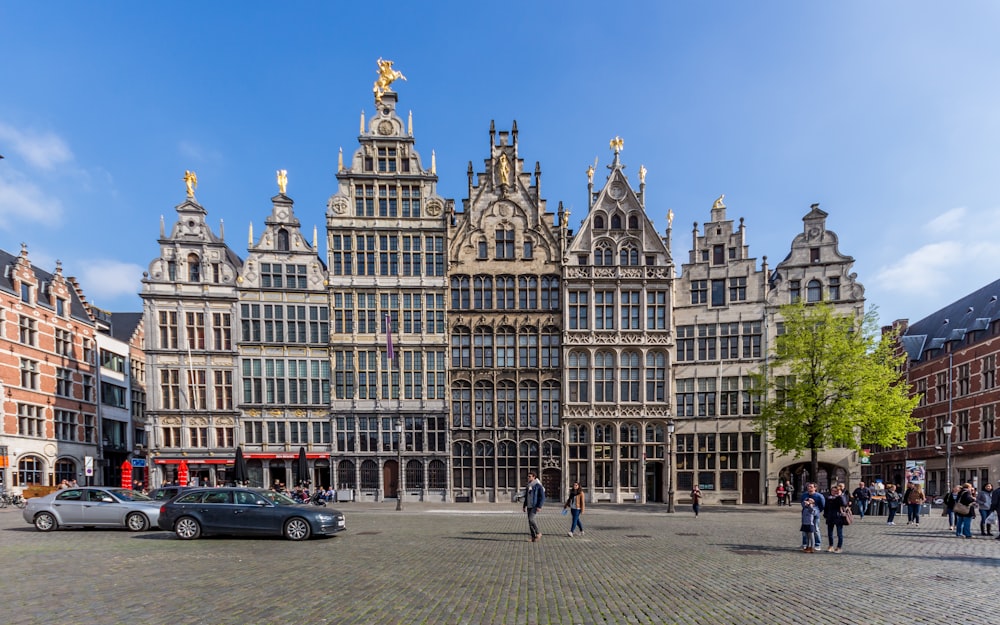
(975, 483), (993, 536)
(776, 483), (787, 506)
(884, 483), (902, 525)
(954, 483), (976, 539)
(691, 485), (703, 517)
(851, 481), (871, 521)
(991, 483), (1000, 541)
(800, 498), (817, 553)
(564, 482), (585, 537)
(906, 483), (926, 526)
(823, 484), (849, 552)
(522, 472), (545, 542)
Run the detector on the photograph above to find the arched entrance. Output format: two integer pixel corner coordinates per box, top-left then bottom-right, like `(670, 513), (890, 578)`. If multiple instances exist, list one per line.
(780, 461), (848, 498)
(541, 468), (561, 503)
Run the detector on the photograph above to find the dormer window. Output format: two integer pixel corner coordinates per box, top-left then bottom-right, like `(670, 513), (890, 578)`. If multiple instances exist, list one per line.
(187, 253), (201, 282)
(56, 297), (66, 317)
(810, 248), (820, 263)
(611, 215), (622, 229)
(20, 283), (32, 304)
(594, 215), (605, 229)
(628, 216), (639, 229)
(277, 228), (290, 252)
(495, 228), (515, 260)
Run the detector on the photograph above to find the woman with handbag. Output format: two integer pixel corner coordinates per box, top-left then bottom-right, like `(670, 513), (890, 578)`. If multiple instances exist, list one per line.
(823, 484), (849, 552)
(954, 483), (977, 539)
(885, 483), (902, 525)
(564, 482), (585, 537)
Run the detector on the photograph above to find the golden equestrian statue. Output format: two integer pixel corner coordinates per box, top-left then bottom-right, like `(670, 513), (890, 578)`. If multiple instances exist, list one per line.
(373, 58), (406, 104)
(183, 170), (198, 197)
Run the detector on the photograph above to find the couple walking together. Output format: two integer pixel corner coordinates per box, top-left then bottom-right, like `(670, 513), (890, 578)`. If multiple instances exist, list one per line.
(522, 473), (585, 541)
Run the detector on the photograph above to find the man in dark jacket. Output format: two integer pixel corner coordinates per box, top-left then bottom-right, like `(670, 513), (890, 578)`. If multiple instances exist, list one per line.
(852, 482), (871, 520)
(523, 472), (545, 542)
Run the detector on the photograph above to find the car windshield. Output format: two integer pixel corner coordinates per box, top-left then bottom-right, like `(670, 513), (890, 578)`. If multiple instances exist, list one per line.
(259, 490), (298, 506)
(106, 488), (152, 502)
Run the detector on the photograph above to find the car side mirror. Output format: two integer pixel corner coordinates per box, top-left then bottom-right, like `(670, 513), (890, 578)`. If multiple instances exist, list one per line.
(257, 500), (269, 506)
(102, 497), (114, 503)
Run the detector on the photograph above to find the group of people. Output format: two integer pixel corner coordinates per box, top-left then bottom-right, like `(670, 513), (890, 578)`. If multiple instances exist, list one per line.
(799, 482), (852, 553)
(942, 482), (998, 539)
(271, 481), (337, 504)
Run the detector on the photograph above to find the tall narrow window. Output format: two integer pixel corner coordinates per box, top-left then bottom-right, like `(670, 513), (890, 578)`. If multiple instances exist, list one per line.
(495, 228), (515, 259)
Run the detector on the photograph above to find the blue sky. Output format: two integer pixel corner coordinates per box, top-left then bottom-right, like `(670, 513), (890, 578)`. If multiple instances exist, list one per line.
(2, 1), (999, 327)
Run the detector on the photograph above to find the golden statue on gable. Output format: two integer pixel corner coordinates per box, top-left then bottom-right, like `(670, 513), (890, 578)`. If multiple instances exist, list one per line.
(610, 136), (624, 153)
(713, 194), (726, 210)
(373, 58), (406, 104)
(277, 169), (288, 195)
(183, 170), (198, 197)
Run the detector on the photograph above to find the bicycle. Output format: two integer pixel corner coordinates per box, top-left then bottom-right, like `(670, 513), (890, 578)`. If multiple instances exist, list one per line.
(0, 491), (27, 509)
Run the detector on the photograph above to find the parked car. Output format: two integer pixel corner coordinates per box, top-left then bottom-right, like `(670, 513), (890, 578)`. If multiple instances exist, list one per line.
(22, 487), (162, 532)
(147, 485), (190, 502)
(158, 487), (346, 541)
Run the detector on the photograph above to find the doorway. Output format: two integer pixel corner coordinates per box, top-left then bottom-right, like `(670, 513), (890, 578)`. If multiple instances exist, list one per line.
(742, 471), (760, 504)
(646, 462), (663, 502)
(384, 460), (400, 498)
(541, 468), (561, 503)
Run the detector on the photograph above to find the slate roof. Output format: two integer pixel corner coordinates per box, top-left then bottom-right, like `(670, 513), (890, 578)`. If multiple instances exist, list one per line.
(0, 248), (95, 325)
(900, 277), (1000, 362)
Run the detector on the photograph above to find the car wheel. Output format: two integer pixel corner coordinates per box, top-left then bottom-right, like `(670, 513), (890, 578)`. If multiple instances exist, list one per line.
(126, 512), (150, 532)
(283, 517), (311, 541)
(174, 516), (202, 540)
(34, 512), (57, 532)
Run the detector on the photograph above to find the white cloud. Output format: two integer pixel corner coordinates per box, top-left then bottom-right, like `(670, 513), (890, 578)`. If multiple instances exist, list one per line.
(0, 123), (73, 170)
(75, 259), (145, 302)
(924, 206), (965, 235)
(0, 172), (64, 228)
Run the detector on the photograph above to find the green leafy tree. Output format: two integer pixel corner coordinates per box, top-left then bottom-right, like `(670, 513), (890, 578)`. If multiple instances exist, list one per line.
(753, 301), (919, 482)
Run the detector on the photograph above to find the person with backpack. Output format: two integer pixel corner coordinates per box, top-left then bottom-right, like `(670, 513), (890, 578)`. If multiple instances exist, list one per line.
(523, 472), (545, 542)
(852, 481), (871, 520)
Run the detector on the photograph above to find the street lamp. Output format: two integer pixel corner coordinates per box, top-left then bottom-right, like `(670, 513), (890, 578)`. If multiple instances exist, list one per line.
(943, 420), (954, 495)
(666, 419), (676, 513)
(395, 417), (403, 511)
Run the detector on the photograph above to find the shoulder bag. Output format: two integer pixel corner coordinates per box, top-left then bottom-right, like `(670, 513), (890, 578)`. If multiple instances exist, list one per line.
(841, 506), (854, 525)
(953, 499), (971, 515)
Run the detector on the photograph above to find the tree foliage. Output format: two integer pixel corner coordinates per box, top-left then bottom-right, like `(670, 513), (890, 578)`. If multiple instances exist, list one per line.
(753, 301), (919, 480)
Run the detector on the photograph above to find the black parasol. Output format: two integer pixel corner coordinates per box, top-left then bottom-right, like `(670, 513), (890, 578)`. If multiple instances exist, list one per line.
(233, 446), (249, 486)
(297, 446), (310, 487)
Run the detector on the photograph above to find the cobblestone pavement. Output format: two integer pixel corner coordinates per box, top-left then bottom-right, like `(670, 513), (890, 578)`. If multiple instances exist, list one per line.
(1, 502), (996, 625)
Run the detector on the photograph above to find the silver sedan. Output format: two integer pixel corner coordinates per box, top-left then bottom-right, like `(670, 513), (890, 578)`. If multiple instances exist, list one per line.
(22, 486), (162, 532)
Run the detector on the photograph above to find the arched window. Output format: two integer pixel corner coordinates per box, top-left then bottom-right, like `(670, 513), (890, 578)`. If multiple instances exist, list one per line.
(453, 441), (472, 489)
(427, 459), (447, 489)
(519, 440), (539, 471)
(474, 380), (494, 427)
(645, 423), (665, 459)
(568, 424), (589, 487)
(518, 380), (539, 427)
(405, 459), (423, 491)
(498, 440), (517, 488)
(594, 215), (605, 229)
(568, 351), (589, 402)
(496, 327), (516, 368)
(541, 380), (560, 427)
(337, 459), (356, 489)
(620, 422), (641, 489)
(450, 276), (470, 309)
(497, 380), (516, 428)
(474, 276), (493, 309)
(594, 244), (613, 266)
(542, 327), (561, 368)
(595, 351), (615, 403)
(594, 424), (614, 489)
(16, 455), (44, 486)
(475, 441), (495, 488)
(451, 380), (472, 427)
(645, 351), (667, 403)
(55, 459), (76, 484)
(542, 440), (561, 464)
(541, 276), (560, 310)
(187, 253), (201, 282)
(451, 326), (471, 368)
(620, 350), (641, 402)
(496, 276), (515, 309)
(807, 279), (823, 302)
(473, 326), (493, 368)
(518, 327), (538, 368)
(518, 276), (538, 309)
(620, 245), (639, 266)
(276, 228), (290, 252)
(628, 215), (639, 229)
(611, 214), (622, 229)
(359, 459), (379, 490)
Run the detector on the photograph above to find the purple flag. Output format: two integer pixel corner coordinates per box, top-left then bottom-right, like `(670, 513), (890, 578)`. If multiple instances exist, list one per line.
(386, 312), (394, 360)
